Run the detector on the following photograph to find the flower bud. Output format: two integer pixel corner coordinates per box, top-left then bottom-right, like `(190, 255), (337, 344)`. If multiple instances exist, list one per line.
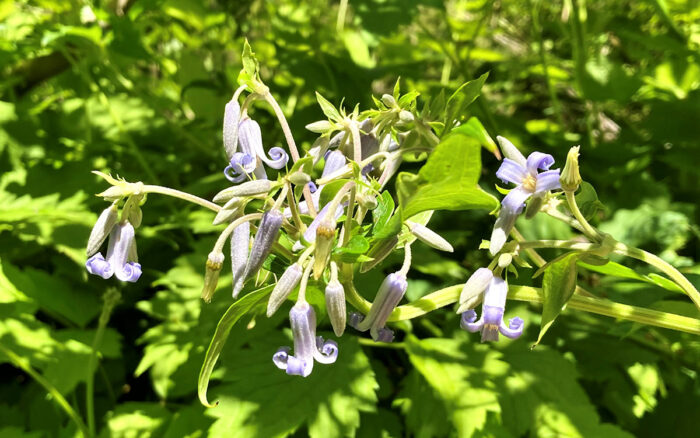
(96, 186), (128, 202)
(244, 210), (283, 281)
(267, 263), (303, 316)
(357, 193), (378, 210)
(381, 94), (397, 108)
(313, 216), (336, 280)
(496, 136), (527, 167)
(231, 222), (250, 298)
(213, 202), (242, 226)
(524, 193), (544, 219)
(288, 171), (311, 186)
(457, 268), (493, 314)
(87, 205), (119, 257)
(406, 221), (453, 252)
(201, 251), (225, 303)
(325, 280), (346, 336)
(306, 120), (333, 133)
(560, 146), (581, 192)
(213, 180), (272, 203)
(399, 110), (414, 123)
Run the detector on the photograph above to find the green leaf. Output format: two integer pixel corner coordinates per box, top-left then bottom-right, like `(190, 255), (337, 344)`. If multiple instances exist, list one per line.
(208, 336), (377, 438)
(319, 179), (350, 208)
(393, 370), (451, 438)
(334, 235), (370, 263)
(575, 182), (605, 220)
(341, 30), (375, 69)
(241, 39), (259, 79)
(397, 132), (498, 218)
(536, 252), (579, 345)
(198, 285), (273, 407)
(104, 402), (171, 438)
(577, 260), (684, 293)
(451, 117), (498, 156)
(444, 72), (489, 133)
(315, 92), (342, 122)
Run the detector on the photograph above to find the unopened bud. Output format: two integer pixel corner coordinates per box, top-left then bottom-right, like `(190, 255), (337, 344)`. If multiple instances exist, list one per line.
(496, 136), (527, 167)
(399, 110), (414, 123)
(381, 94), (397, 107)
(97, 186), (127, 202)
(231, 222), (250, 298)
(306, 120), (333, 133)
(288, 171), (311, 186)
(357, 193), (378, 210)
(525, 194), (544, 219)
(201, 252), (225, 303)
(87, 205), (119, 257)
(267, 263), (303, 316)
(213, 202), (242, 225)
(406, 221), (453, 252)
(457, 268), (493, 314)
(244, 210), (284, 281)
(560, 146), (581, 192)
(213, 180), (272, 203)
(498, 254), (513, 269)
(325, 280), (346, 336)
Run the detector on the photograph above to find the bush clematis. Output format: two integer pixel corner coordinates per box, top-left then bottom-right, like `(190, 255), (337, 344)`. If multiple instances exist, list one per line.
(460, 276), (524, 342)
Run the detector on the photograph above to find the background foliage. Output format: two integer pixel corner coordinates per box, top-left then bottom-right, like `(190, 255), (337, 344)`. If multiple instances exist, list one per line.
(1, 0), (699, 436)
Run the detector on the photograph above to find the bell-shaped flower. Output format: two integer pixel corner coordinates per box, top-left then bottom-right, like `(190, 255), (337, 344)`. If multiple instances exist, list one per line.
(86, 221), (141, 282)
(349, 272), (407, 342)
(490, 137), (561, 255)
(272, 299), (338, 377)
(223, 116), (289, 183)
(243, 210), (283, 281)
(460, 276), (524, 342)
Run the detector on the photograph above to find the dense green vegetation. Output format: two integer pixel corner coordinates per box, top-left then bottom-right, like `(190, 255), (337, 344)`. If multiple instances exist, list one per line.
(1, 0), (699, 437)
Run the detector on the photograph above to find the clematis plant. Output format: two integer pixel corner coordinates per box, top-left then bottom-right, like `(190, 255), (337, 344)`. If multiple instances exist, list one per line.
(83, 42), (700, 408)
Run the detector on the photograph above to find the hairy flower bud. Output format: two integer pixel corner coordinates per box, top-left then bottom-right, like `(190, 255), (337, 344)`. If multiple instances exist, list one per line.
(231, 222), (250, 298)
(457, 268), (493, 314)
(350, 272), (407, 342)
(87, 205), (119, 257)
(201, 251), (225, 303)
(288, 170), (311, 186)
(212, 201), (243, 226)
(223, 99), (241, 159)
(267, 263), (303, 317)
(560, 146), (581, 192)
(306, 120), (333, 133)
(356, 193), (378, 210)
(381, 94), (397, 108)
(244, 210), (283, 281)
(213, 180), (272, 203)
(406, 221), (453, 252)
(325, 280), (346, 336)
(399, 110), (414, 123)
(496, 136), (526, 167)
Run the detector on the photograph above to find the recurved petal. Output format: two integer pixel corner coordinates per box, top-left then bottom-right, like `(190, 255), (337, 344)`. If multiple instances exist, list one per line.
(534, 169), (561, 194)
(526, 152), (555, 174)
(496, 158), (527, 185)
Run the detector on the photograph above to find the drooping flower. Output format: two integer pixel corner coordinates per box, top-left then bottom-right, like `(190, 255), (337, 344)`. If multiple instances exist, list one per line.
(86, 221), (142, 282)
(490, 137), (561, 255)
(461, 276), (524, 342)
(349, 272), (407, 342)
(272, 299), (338, 377)
(223, 116), (289, 183)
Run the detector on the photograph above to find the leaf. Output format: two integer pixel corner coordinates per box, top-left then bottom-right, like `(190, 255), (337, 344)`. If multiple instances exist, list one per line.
(341, 30), (375, 69)
(405, 335), (506, 437)
(198, 285), (273, 408)
(575, 182), (605, 220)
(334, 235), (370, 263)
(208, 336), (377, 438)
(371, 192), (402, 239)
(397, 131), (498, 218)
(315, 92), (342, 122)
(536, 253), (579, 345)
(104, 402), (171, 438)
(444, 72), (489, 133)
(393, 370), (451, 438)
(578, 260), (684, 293)
(451, 117), (499, 156)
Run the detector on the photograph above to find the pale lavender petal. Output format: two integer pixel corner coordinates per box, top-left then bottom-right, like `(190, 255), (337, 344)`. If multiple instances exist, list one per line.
(501, 187), (532, 215)
(285, 356), (311, 377)
(495, 158), (527, 185)
(313, 337), (338, 364)
(489, 207), (518, 256)
(499, 317), (524, 339)
(260, 146), (289, 169)
(237, 118), (262, 156)
(106, 222), (142, 282)
(526, 152), (555, 174)
(322, 150), (347, 178)
(86, 253), (113, 279)
(223, 99), (241, 159)
(534, 169), (561, 194)
(244, 210), (283, 280)
(461, 314), (484, 333)
(461, 310), (478, 325)
(353, 272), (407, 337)
(272, 347), (291, 370)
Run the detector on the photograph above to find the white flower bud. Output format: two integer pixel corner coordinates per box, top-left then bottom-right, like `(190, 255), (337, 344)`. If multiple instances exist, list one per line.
(496, 136), (527, 167)
(325, 280), (346, 336)
(457, 268), (493, 314)
(213, 180), (272, 203)
(267, 264), (303, 317)
(399, 110), (414, 123)
(406, 221), (453, 252)
(87, 205), (119, 257)
(381, 94), (397, 107)
(306, 120), (333, 133)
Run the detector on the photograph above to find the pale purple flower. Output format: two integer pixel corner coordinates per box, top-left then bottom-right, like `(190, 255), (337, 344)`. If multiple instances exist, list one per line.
(349, 272), (407, 342)
(461, 277), (524, 342)
(86, 221), (141, 282)
(272, 299), (338, 377)
(231, 221), (250, 298)
(490, 143), (561, 255)
(224, 116), (289, 183)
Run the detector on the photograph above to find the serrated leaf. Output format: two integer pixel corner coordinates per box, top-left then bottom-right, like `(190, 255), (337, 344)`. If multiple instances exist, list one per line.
(397, 131), (498, 218)
(536, 252), (579, 345)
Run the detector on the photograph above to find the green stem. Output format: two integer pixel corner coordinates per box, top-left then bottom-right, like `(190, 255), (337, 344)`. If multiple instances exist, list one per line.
(142, 185), (220, 212)
(0, 344), (90, 437)
(518, 239), (595, 251)
(564, 191), (599, 240)
(86, 290), (120, 437)
(613, 242), (700, 310)
(336, 0), (349, 33)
